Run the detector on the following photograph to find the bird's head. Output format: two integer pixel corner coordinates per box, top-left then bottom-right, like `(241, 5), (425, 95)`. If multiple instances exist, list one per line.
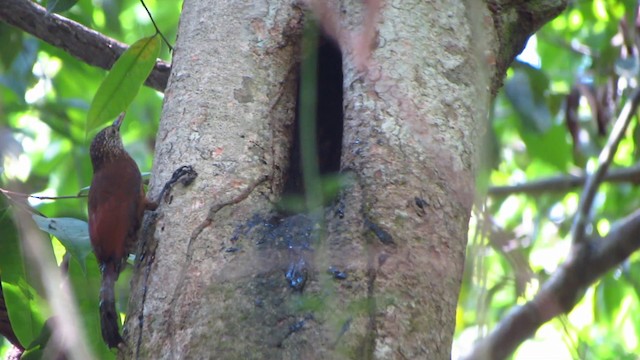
(90, 113), (127, 171)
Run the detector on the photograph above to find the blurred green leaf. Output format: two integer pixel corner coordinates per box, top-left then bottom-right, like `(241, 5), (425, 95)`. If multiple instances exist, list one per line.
(505, 63), (552, 134)
(86, 34), (162, 135)
(521, 124), (572, 171)
(320, 173), (352, 200)
(0, 23), (23, 68)
(594, 273), (623, 325)
(67, 254), (114, 359)
(103, 0), (124, 35)
(276, 173), (351, 213)
(0, 282), (44, 350)
(21, 318), (53, 360)
(0, 37), (38, 100)
(0, 207), (45, 348)
(46, 0), (79, 13)
(32, 215), (92, 272)
(622, 259), (640, 301)
(0, 1), (178, 356)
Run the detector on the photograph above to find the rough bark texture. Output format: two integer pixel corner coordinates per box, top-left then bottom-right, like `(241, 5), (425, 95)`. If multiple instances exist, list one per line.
(326, 1), (494, 358)
(487, 0), (567, 93)
(125, 1), (301, 358)
(126, 0), (496, 359)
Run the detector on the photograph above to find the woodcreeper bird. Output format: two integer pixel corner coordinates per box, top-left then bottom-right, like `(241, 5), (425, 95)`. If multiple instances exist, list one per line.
(88, 113), (156, 348)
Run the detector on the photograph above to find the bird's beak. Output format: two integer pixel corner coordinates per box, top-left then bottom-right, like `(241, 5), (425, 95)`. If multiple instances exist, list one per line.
(112, 112), (126, 131)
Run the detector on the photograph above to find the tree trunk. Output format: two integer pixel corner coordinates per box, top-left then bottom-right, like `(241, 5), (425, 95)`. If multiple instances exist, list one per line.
(123, 0), (559, 358)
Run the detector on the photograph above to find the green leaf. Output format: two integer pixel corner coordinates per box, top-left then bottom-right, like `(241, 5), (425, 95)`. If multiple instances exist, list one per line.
(0, 37), (38, 100)
(86, 35), (161, 135)
(0, 23), (24, 68)
(320, 173), (352, 200)
(623, 259), (640, 301)
(521, 124), (572, 171)
(21, 318), (54, 360)
(594, 273), (624, 324)
(275, 194), (307, 213)
(32, 215), (92, 272)
(504, 63), (552, 134)
(0, 207), (45, 348)
(1, 282), (45, 349)
(46, 0), (79, 13)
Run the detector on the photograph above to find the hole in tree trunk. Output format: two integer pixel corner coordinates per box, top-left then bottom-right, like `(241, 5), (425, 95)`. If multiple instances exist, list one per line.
(283, 34), (344, 198)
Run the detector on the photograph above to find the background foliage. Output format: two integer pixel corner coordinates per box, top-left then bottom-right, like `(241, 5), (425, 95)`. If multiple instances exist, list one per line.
(456, 0), (640, 359)
(0, 0), (179, 358)
(1, 0), (639, 359)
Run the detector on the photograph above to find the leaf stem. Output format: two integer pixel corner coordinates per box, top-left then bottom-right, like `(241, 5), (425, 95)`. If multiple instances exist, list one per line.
(139, 0), (173, 52)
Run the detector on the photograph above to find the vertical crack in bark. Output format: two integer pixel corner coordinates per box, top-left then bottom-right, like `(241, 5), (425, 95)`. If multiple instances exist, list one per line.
(133, 211), (160, 359)
(361, 263), (378, 359)
(268, 62), (299, 195)
(135, 239), (155, 358)
(128, 205), (166, 359)
(353, 175), (382, 359)
(359, 213), (397, 359)
(130, 166), (198, 358)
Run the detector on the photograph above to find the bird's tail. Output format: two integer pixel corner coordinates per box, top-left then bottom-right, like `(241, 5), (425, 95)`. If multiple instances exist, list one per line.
(100, 262), (124, 348)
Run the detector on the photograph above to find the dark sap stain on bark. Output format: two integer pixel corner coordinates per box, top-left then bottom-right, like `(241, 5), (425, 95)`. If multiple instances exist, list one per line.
(232, 212), (319, 291)
(364, 217), (395, 246)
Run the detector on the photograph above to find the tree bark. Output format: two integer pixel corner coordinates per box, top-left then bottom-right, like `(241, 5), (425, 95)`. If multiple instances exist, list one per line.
(326, 1), (494, 358)
(123, 0), (559, 359)
(125, 1), (301, 358)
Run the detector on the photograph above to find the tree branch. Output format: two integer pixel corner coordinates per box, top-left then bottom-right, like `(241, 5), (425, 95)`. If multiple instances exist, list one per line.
(0, 0), (170, 92)
(488, 164), (640, 196)
(473, 87), (640, 359)
(463, 209), (640, 360)
(572, 87), (640, 245)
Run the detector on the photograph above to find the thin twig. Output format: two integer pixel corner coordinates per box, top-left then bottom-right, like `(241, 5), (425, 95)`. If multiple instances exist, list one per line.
(571, 86), (640, 245)
(139, 0), (174, 52)
(0, 187), (86, 200)
(467, 87), (640, 360)
(488, 164), (640, 197)
(0, 189), (48, 216)
(464, 209), (640, 360)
